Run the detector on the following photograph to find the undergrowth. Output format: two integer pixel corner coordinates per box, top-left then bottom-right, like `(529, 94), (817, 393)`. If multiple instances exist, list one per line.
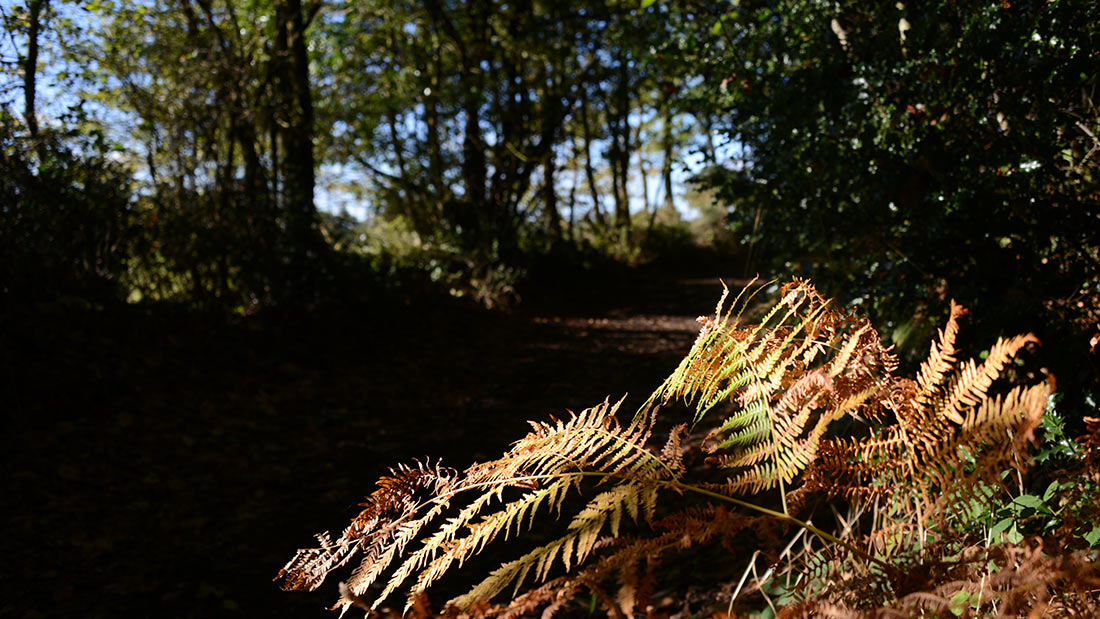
(278, 279), (1100, 617)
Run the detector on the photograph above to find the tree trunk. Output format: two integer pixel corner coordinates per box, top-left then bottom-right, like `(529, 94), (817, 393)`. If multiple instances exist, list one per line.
(273, 0), (318, 252)
(662, 103), (675, 211)
(578, 88), (605, 227)
(543, 150), (561, 240)
(23, 0), (46, 141)
(634, 121), (651, 229)
(425, 50), (446, 232)
(568, 160), (577, 242)
(610, 50), (632, 236)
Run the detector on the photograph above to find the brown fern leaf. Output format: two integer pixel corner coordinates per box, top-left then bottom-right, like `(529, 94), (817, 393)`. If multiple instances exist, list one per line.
(660, 424), (690, 476)
(913, 301), (967, 417)
(884, 542), (1100, 617)
(776, 600), (864, 618)
(276, 459), (458, 593)
(281, 398), (679, 614)
(473, 505), (764, 618)
(803, 304), (1049, 526)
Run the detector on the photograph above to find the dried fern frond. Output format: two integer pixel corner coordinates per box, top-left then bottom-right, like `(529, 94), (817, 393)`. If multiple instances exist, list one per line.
(786, 536), (1100, 618)
(278, 399), (680, 613)
(648, 279), (896, 500)
(277, 459), (460, 594)
(477, 505), (766, 619)
(885, 542), (1100, 617)
(800, 302), (1051, 528)
(278, 282), (1059, 617)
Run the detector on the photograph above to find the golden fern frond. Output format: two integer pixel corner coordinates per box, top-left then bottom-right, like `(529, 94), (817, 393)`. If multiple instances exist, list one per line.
(281, 397), (678, 614)
(651, 279), (893, 496)
(926, 382), (1049, 521)
(912, 342), (1047, 522)
(453, 482), (660, 610)
(477, 505), (764, 618)
(276, 459), (458, 594)
(933, 333), (1039, 424)
(913, 301), (967, 415)
(384, 475), (579, 606)
(279, 282), (1060, 618)
(805, 303), (1050, 528)
(804, 430), (909, 498)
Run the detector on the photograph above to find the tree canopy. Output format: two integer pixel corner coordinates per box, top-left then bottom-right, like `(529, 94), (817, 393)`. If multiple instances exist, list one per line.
(696, 0), (1099, 335)
(2, 0), (1096, 346)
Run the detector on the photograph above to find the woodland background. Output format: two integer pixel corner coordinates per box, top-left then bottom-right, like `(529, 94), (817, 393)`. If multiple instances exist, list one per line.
(1, 0), (1098, 617)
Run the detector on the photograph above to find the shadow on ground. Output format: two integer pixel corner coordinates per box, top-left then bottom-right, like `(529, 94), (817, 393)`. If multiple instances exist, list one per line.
(1, 270), (745, 618)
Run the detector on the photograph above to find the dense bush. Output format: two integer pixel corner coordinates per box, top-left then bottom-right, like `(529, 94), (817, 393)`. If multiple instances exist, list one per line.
(679, 0), (1100, 418)
(0, 108), (135, 307)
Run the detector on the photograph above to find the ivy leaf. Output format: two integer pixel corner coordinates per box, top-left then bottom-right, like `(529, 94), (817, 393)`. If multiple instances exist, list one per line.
(989, 517), (1014, 543)
(1010, 494), (1044, 514)
(949, 590), (970, 616)
(1084, 525), (1100, 547)
(1042, 480), (1062, 502)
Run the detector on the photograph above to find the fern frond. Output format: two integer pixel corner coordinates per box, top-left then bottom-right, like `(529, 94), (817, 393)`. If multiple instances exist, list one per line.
(933, 333), (1039, 424)
(276, 459), (458, 595)
(453, 485), (656, 615)
(282, 396), (679, 614)
(475, 505), (764, 618)
(913, 301), (967, 414)
(808, 304), (1050, 528)
(651, 280), (892, 497)
(279, 282), (1059, 618)
(393, 476), (580, 605)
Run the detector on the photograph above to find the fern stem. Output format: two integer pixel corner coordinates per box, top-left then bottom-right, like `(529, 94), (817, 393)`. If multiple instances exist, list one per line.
(779, 478), (788, 516)
(441, 469), (889, 571)
(670, 481), (890, 571)
(424, 459), (888, 576)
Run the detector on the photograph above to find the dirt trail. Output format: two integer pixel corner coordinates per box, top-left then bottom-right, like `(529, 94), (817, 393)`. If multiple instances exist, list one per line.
(0, 272), (747, 618)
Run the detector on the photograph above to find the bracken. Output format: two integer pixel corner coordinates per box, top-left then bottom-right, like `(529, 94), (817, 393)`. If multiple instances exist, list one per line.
(277, 279), (1073, 617)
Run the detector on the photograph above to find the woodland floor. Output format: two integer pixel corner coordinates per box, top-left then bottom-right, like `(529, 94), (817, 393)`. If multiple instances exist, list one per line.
(1, 267), (747, 619)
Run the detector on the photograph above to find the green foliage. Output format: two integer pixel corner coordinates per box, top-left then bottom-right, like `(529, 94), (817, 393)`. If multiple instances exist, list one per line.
(0, 107), (136, 305)
(72, 0), (331, 310)
(955, 399), (1100, 553)
(689, 0), (1100, 361)
(3, 0), (745, 312)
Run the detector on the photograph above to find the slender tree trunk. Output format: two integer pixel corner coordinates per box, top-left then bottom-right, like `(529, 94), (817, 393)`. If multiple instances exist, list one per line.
(387, 108), (407, 180)
(274, 0), (318, 252)
(425, 83), (445, 231)
(634, 122), (652, 228)
(543, 150), (561, 240)
(610, 51), (632, 236)
(578, 88), (605, 227)
(568, 161), (577, 243)
(23, 0), (46, 141)
(662, 104), (675, 211)
(701, 113), (718, 164)
(386, 107), (412, 216)
(462, 97), (486, 211)
(422, 39), (447, 232)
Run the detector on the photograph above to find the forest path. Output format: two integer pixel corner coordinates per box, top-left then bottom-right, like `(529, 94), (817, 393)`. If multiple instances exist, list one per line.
(0, 270), (748, 618)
